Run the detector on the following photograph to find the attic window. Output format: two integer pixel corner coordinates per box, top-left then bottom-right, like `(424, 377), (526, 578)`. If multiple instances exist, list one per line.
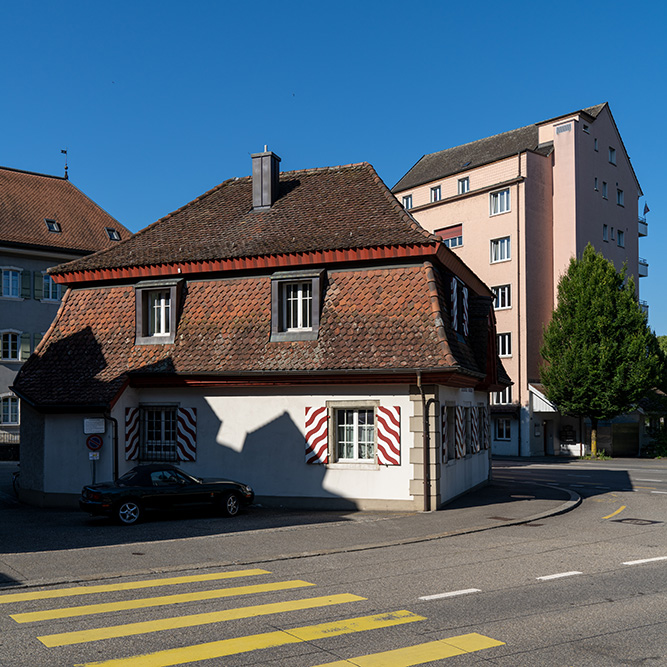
(45, 219), (61, 233)
(106, 227), (121, 241)
(135, 279), (182, 345)
(271, 269), (324, 342)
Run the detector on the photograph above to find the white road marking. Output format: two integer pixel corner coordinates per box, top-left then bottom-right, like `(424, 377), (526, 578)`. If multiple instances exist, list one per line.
(623, 556), (667, 566)
(419, 588), (481, 601)
(536, 571), (582, 581)
(637, 479), (663, 483)
(651, 491), (667, 495)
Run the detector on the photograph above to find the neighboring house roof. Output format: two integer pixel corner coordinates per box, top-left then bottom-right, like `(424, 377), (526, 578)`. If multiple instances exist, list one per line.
(52, 163), (434, 277)
(392, 104), (607, 192)
(0, 166), (129, 254)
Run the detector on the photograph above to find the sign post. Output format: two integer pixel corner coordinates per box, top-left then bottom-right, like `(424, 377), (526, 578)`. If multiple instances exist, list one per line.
(86, 435), (103, 483)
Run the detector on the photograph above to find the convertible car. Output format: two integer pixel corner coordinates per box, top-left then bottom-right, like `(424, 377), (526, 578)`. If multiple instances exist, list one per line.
(79, 464), (254, 525)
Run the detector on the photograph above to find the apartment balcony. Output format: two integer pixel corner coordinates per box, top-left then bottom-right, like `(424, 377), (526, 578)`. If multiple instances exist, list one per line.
(639, 257), (649, 277)
(638, 216), (648, 237)
(639, 299), (649, 315)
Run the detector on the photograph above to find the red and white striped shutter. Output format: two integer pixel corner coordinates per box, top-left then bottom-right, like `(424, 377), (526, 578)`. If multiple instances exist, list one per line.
(471, 406), (480, 452)
(441, 405), (448, 463)
(462, 286), (469, 336)
(451, 277), (458, 330)
(455, 405), (465, 459)
(305, 407), (328, 464)
(377, 406), (401, 465)
(125, 407), (139, 461)
(177, 408), (197, 461)
(484, 406), (491, 449)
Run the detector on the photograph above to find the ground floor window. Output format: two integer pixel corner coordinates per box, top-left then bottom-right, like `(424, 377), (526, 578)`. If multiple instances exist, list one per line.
(495, 417), (511, 440)
(141, 406), (177, 461)
(1, 396), (18, 424)
(336, 408), (375, 461)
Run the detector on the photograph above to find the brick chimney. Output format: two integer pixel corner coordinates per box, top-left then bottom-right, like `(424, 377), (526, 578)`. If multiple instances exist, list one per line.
(251, 149), (281, 210)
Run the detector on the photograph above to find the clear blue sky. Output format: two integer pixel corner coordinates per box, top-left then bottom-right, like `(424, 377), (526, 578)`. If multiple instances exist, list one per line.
(2, 1), (666, 332)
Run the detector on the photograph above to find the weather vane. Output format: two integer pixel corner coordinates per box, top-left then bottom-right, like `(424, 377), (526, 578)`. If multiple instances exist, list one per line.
(61, 148), (68, 179)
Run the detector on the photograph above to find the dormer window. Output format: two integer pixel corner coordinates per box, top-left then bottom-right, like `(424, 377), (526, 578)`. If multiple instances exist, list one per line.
(105, 227), (121, 241)
(45, 219), (61, 233)
(271, 269), (324, 342)
(135, 279), (182, 345)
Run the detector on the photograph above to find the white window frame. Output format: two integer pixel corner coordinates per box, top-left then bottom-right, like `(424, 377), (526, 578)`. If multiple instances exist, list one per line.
(617, 230), (625, 248)
(148, 290), (172, 337)
(492, 284), (511, 310)
(490, 188), (510, 216)
(41, 273), (61, 301)
(1, 268), (21, 298)
(334, 406), (376, 463)
(491, 386), (512, 405)
(490, 237), (511, 263)
(495, 417), (511, 440)
(1, 331), (20, 361)
(497, 332), (512, 357)
(617, 189), (624, 206)
(458, 177), (470, 195)
(430, 186), (441, 203)
(0, 394), (19, 424)
(281, 281), (313, 331)
(402, 195), (413, 210)
(609, 147), (616, 165)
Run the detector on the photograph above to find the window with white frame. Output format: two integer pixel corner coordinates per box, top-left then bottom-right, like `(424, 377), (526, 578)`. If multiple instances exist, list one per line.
(603, 224), (609, 241)
(135, 280), (181, 345)
(141, 406), (178, 461)
(617, 189), (624, 206)
(617, 230), (625, 248)
(42, 274), (61, 301)
(490, 188), (510, 215)
(2, 269), (20, 298)
(490, 237), (511, 263)
(602, 182), (608, 199)
(335, 408), (375, 461)
(148, 291), (171, 336)
(435, 224), (463, 248)
(281, 281), (312, 331)
(491, 386), (512, 405)
(609, 147), (616, 165)
(271, 270), (323, 342)
(497, 332), (512, 357)
(492, 284), (511, 310)
(1, 332), (20, 360)
(495, 417), (511, 440)
(402, 195), (413, 210)
(430, 186), (441, 203)
(1, 395), (19, 424)
(458, 177), (470, 195)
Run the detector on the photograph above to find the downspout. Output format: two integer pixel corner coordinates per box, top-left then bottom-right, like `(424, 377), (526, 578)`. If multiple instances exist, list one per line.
(417, 371), (430, 512)
(516, 152), (523, 456)
(105, 413), (119, 481)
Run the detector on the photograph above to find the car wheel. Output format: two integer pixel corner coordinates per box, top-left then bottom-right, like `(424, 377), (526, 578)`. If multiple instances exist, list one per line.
(116, 500), (142, 525)
(220, 492), (240, 517)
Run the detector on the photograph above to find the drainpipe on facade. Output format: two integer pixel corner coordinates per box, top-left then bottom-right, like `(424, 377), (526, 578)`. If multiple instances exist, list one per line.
(516, 152), (523, 456)
(105, 413), (119, 481)
(417, 371), (430, 512)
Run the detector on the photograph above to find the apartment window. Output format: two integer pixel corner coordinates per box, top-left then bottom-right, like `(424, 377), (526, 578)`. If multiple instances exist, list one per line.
(141, 406), (178, 462)
(609, 147), (616, 165)
(402, 195), (413, 210)
(436, 224), (463, 248)
(1, 332), (20, 361)
(271, 270), (323, 342)
(495, 417), (511, 440)
(491, 386), (512, 405)
(594, 138), (598, 151)
(1, 395), (19, 424)
(335, 408), (375, 461)
(617, 189), (624, 206)
(490, 237), (511, 263)
(594, 177), (598, 191)
(497, 332), (512, 357)
(282, 282), (312, 331)
(42, 274), (61, 301)
(490, 189), (510, 216)
(2, 269), (20, 298)
(430, 186), (441, 203)
(492, 284), (511, 310)
(105, 227), (121, 241)
(617, 230), (625, 248)
(602, 182), (608, 199)
(603, 224), (609, 242)
(583, 124), (590, 133)
(135, 280), (181, 345)
(458, 177), (470, 195)
(44, 218), (61, 233)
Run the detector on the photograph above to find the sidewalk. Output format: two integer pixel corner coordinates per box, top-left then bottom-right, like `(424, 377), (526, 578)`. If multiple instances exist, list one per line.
(0, 467), (579, 589)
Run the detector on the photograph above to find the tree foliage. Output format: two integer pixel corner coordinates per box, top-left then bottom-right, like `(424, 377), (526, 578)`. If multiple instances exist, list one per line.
(540, 245), (662, 452)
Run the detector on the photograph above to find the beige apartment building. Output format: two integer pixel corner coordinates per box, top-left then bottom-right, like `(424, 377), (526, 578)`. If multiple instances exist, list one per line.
(393, 103), (647, 457)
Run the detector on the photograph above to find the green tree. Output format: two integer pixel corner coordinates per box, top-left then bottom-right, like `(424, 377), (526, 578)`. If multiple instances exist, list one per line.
(540, 244), (662, 456)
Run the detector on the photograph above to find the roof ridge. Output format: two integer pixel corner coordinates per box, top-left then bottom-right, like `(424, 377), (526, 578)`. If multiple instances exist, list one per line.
(0, 165), (66, 180)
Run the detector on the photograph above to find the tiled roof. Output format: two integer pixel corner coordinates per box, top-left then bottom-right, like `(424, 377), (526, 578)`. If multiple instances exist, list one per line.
(392, 104), (608, 192)
(0, 167), (129, 252)
(52, 163), (435, 276)
(14, 265), (497, 408)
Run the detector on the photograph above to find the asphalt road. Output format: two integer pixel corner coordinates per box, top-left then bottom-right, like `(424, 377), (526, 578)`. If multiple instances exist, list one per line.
(0, 458), (666, 666)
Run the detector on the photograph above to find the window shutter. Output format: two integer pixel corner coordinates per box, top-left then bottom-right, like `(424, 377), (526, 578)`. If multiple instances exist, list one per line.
(483, 406), (490, 449)
(462, 286), (469, 336)
(20, 333), (31, 360)
(377, 406), (400, 465)
(125, 408), (140, 461)
(33, 272), (43, 300)
(305, 407), (328, 464)
(471, 406), (479, 452)
(441, 405), (448, 463)
(451, 277), (458, 330)
(176, 408), (197, 461)
(455, 406), (465, 459)
(21, 271), (31, 299)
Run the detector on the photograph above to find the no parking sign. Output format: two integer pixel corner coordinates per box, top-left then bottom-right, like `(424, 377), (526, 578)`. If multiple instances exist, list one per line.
(86, 434), (103, 452)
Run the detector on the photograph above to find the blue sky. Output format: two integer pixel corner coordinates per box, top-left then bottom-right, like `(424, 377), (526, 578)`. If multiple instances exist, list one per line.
(2, 1), (666, 332)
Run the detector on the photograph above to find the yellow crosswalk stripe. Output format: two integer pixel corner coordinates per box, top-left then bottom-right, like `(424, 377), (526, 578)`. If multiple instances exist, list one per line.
(75, 610), (425, 667)
(11, 580), (315, 623)
(311, 632), (505, 666)
(0, 569), (270, 604)
(38, 593), (366, 646)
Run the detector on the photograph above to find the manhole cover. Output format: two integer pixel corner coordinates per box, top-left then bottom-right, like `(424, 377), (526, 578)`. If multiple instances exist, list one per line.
(612, 518), (663, 526)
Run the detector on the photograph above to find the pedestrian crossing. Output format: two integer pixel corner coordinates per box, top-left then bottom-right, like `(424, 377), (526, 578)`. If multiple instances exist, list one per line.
(1, 567), (504, 666)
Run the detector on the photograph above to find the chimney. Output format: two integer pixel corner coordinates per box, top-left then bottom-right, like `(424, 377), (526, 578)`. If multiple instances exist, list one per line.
(251, 149), (281, 210)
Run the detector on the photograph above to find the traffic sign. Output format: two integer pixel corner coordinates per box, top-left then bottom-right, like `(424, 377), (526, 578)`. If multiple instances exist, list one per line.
(86, 434), (104, 451)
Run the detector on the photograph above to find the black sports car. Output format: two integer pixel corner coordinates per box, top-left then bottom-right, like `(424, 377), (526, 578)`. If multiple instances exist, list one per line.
(79, 464), (254, 525)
